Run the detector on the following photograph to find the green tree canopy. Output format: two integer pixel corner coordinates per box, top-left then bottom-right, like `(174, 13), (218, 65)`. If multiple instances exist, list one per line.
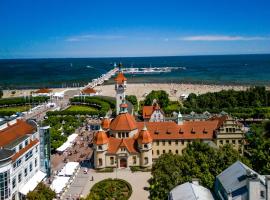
(149, 142), (249, 200)
(246, 121), (270, 174)
(144, 90), (169, 108)
(26, 183), (56, 200)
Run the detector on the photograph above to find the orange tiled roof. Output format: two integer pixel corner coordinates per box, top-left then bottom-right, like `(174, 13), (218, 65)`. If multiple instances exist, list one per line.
(137, 127), (153, 144)
(101, 118), (111, 130)
(81, 87), (96, 94)
(136, 120), (219, 140)
(0, 120), (36, 147)
(209, 115), (228, 128)
(109, 113), (137, 131)
(107, 137), (138, 154)
(94, 129), (109, 145)
(114, 72), (127, 83)
(34, 88), (52, 93)
(143, 106), (154, 119)
(12, 139), (39, 161)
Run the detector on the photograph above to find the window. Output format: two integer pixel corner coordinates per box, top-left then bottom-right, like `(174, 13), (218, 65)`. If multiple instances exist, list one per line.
(98, 145), (102, 150)
(144, 144), (148, 148)
(226, 140), (229, 144)
(122, 132), (125, 138)
(226, 128), (229, 132)
(24, 168), (28, 177)
(110, 157), (114, 165)
(238, 140), (242, 144)
(118, 133), (121, 138)
(144, 157), (149, 165)
(133, 156), (136, 164)
(220, 140), (223, 145)
(0, 171), (11, 199)
(162, 140), (165, 146)
(35, 158), (38, 167)
(169, 150), (172, 153)
(181, 140), (184, 145)
(125, 132), (128, 137)
(98, 158), (102, 166)
(168, 141), (171, 146)
(35, 146), (38, 153)
(156, 141), (159, 146)
(163, 150), (165, 154)
(157, 150), (160, 155)
(18, 173), (22, 183)
(19, 144), (23, 150)
(232, 140), (236, 144)
(121, 148), (126, 152)
(261, 191), (265, 198)
(176, 150), (179, 154)
(25, 139), (29, 146)
(29, 162), (33, 172)
(25, 150), (33, 161)
(12, 177), (16, 189)
(175, 140), (178, 145)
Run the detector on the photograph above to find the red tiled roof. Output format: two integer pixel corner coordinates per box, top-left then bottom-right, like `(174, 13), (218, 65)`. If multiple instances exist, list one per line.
(143, 106), (154, 119)
(81, 87), (97, 94)
(94, 130), (109, 145)
(12, 139), (39, 161)
(137, 126), (153, 144)
(107, 137), (138, 154)
(0, 120), (36, 147)
(136, 120), (219, 140)
(114, 72), (127, 83)
(101, 118), (111, 130)
(34, 88), (52, 93)
(109, 113), (137, 131)
(209, 115), (228, 128)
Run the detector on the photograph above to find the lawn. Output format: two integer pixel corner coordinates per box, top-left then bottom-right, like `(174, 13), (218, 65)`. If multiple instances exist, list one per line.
(84, 178), (132, 200)
(66, 105), (98, 112)
(0, 106), (30, 113)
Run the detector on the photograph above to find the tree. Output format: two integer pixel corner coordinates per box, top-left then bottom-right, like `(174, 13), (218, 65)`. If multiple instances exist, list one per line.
(126, 95), (138, 111)
(149, 142), (249, 200)
(26, 183), (56, 200)
(144, 90), (169, 108)
(245, 122), (270, 174)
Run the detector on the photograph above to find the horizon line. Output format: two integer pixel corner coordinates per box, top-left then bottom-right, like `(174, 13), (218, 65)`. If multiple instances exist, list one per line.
(1, 52), (270, 60)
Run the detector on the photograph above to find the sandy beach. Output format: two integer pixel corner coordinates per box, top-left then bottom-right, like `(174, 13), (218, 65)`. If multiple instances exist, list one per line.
(3, 83), (269, 101)
(96, 83), (253, 101)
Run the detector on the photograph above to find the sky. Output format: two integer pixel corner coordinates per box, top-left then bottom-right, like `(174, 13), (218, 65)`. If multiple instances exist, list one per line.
(0, 0), (270, 58)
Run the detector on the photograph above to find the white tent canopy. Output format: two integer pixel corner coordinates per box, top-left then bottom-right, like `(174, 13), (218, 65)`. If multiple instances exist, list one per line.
(56, 134), (78, 152)
(19, 170), (46, 195)
(50, 176), (70, 194)
(58, 162), (80, 177)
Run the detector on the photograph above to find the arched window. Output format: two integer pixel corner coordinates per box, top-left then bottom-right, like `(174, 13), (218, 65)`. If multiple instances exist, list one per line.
(144, 157), (149, 164)
(98, 158), (103, 166)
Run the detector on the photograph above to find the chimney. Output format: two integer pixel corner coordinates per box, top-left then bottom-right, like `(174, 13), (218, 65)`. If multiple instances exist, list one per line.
(266, 175), (270, 200)
(248, 175), (261, 200)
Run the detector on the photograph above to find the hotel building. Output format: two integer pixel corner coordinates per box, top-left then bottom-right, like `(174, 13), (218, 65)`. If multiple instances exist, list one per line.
(0, 118), (50, 200)
(93, 71), (245, 169)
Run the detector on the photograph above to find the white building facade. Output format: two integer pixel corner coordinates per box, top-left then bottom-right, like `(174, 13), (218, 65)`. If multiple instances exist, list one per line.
(0, 118), (48, 200)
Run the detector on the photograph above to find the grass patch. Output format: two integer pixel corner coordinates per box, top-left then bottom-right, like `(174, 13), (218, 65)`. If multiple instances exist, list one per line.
(0, 106), (30, 116)
(83, 178), (132, 200)
(65, 105), (98, 112)
(96, 167), (114, 173)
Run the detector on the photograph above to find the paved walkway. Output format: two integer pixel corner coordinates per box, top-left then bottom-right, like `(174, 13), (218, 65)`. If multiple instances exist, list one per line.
(62, 168), (151, 200)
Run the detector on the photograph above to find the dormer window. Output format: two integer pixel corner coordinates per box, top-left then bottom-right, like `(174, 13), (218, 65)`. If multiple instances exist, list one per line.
(191, 128), (196, 134)
(179, 129), (184, 134)
(98, 145), (102, 150)
(154, 130), (159, 135)
(144, 144), (148, 148)
(166, 129), (171, 134)
(203, 128), (208, 134)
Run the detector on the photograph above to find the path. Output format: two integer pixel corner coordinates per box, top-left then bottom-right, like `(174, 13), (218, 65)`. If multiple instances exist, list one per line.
(63, 168), (151, 200)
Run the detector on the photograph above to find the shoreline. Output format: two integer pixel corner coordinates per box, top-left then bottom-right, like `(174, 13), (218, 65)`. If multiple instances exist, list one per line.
(2, 83), (270, 100)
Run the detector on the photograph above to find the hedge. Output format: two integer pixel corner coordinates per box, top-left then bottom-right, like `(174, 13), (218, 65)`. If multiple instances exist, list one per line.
(0, 96), (49, 107)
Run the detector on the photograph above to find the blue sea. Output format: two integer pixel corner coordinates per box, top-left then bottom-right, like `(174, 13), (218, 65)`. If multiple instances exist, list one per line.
(0, 54), (270, 89)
